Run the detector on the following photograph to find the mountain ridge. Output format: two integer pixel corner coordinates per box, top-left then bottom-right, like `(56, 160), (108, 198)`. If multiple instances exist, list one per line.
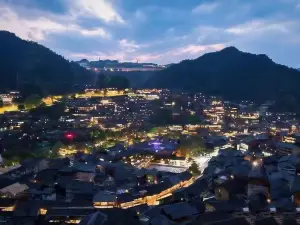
(145, 46), (300, 112)
(0, 31), (93, 95)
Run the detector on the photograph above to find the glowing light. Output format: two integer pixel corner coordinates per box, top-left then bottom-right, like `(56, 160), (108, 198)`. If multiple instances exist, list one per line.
(151, 142), (161, 146)
(252, 161), (258, 167)
(65, 132), (75, 140)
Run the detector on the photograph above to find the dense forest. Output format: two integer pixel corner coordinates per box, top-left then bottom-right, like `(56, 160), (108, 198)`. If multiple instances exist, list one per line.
(146, 47), (300, 112)
(0, 31), (93, 96)
(102, 71), (153, 88)
(96, 74), (130, 89)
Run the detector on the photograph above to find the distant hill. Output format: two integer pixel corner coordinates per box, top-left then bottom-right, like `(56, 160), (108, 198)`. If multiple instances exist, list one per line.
(146, 47), (300, 112)
(76, 59), (160, 88)
(76, 59), (159, 69)
(103, 71), (153, 88)
(0, 31), (93, 95)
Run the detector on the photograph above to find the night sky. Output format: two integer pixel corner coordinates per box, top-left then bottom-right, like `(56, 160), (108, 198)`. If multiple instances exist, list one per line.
(1, 0), (300, 67)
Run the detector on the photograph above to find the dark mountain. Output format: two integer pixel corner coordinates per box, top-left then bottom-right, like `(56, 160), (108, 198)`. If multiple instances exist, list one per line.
(96, 74), (130, 89)
(0, 31), (93, 95)
(77, 59), (89, 64)
(145, 47), (300, 112)
(103, 71), (153, 88)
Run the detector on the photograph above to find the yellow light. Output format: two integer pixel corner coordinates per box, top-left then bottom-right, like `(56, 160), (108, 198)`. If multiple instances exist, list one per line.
(2, 205), (15, 212)
(39, 208), (48, 215)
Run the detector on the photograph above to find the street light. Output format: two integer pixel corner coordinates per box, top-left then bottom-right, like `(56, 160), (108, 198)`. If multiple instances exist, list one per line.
(252, 161), (259, 167)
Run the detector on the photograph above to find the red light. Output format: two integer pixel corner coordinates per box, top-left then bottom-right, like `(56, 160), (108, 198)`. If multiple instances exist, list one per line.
(65, 132), (75, 140)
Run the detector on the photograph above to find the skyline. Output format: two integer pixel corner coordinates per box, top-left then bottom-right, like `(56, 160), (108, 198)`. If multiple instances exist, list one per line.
(0, 0), (300, 67)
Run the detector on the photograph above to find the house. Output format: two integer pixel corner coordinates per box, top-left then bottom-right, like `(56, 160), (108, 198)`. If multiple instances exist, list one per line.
(13, 201), (41, 225)
(47, 158), (70, 170)
(21, 158), (49, 175)
(135, 168), (158, 186)
(248, 193), (268, 212)
(41, 188), (56, 201)
(214, 179), (247, 201)
(0, 182), (28, 198)
(27, 181), (43, 200)
(276, 142), (300, 155)
(209, 217), (250, 225)
(45, 208), (94, 224)
(161, 202), (200, 222)
(269, 197), (293, 212)
(291, 176), (300, 206)
(205, 199), (247, 212)
(34, 169), (58, 187)
(172, 177), (208, 200)
(66, 180), (95, 201)
(0, 198), (16, 211)
(112, 164), (136, 185)
(269, 171), (291, 202)
(1, 159), (49, 180)
(75, 172), (95, 182)
(79, 211), (108, 225)
(93, 191), (117, 208)
(94, 169), (107, 186)
(230, 163), (251, 180)
(80, 208), (140, 225)
(255, 217), (279, 225)
(149, 215), (172, 225)
(191, 212), (232, 225)
(247, 165), (270, 199)
(263, 155), (281, 174)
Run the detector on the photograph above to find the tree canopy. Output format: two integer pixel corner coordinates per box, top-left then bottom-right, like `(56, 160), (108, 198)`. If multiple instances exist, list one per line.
(24, 94), (42, 109)
(176, 135), (211, 157)
(189, 161), (201, 176)
(150, 108), (175, 126)
(96, 74), (130, 89)
(29, 102), (66, 119)
(0, 31), (93, 95)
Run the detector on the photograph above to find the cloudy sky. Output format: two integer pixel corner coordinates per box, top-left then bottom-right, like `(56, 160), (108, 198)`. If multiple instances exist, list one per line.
(0, 0), (300, 67)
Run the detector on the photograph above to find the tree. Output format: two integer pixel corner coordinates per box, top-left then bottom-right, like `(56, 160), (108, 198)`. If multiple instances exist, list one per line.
(19, 83), (45, 98)
(24, 94), (42, 109)
(29, 102), (66, 119)
(176, 135), (208, 157)
(96, 74), (130, 89)
(90, 129), (106, 141)
(108, 76), (130, 89)
(0, 31), (93, 94)
(150, 108), (174, 126)
(50, 141), (65, 158)
(187, 115), (203, 124)
(96, 74), (107, 89)
(17, 104), (25, 110)
(189, 161), (201, 176)
(148, 127), (166, 136)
